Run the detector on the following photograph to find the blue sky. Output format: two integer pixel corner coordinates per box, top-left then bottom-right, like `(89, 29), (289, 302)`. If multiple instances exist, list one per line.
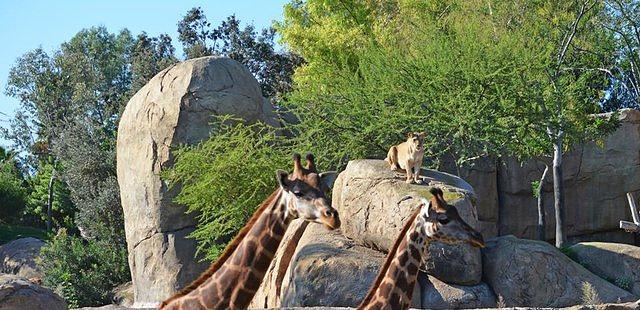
(0, 0), (290, 148)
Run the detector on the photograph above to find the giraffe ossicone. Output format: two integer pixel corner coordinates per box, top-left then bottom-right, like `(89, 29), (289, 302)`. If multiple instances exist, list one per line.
(158, 153), (340, 310)
(358, 187), (485, 310)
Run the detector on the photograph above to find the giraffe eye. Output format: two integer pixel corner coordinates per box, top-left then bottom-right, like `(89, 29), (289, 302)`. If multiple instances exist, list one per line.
(436, 214), (450, 224)
(293, 191), (303, 197)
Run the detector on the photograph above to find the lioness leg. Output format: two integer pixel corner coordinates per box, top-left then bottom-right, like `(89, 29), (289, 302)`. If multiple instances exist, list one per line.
(405, 161), (414, 184)
(413, 166), (423, 184)
(386, 146), (400, 171)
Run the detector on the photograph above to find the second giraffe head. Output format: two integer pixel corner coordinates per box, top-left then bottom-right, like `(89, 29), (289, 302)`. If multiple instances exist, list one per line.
(419, 187), (485, 248)
(276, 153), (341, 230)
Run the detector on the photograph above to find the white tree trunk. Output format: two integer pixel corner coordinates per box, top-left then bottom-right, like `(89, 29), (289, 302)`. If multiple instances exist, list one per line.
(553, 136), (567, 248)
(537, 164), (549, 241)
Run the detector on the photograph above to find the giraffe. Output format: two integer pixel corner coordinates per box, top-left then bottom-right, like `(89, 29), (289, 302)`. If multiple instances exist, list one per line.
(158, 153), (340, 310)
(358, 187), (485, 310)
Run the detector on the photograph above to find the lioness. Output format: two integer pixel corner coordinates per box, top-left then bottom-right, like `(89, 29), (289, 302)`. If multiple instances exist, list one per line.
(385, 132), (426, 184)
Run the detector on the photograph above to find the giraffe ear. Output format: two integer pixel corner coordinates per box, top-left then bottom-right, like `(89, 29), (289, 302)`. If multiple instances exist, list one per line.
(319, 171), (338, 190)
(276, 170), (290, 190)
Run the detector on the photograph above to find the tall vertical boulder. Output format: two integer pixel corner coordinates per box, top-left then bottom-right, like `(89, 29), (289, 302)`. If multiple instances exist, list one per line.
(116, 56), (279, 307)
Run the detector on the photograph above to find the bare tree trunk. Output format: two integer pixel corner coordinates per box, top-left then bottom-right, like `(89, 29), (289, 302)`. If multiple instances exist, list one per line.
(46, 169), (55, 231)
(537, 164), (549, 241)
(553, 136), (567, 248)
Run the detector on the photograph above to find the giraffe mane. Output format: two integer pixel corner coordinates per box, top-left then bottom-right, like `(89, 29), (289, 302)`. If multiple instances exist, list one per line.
(158, 188), (283, 309)
(358, 205), (421, 309)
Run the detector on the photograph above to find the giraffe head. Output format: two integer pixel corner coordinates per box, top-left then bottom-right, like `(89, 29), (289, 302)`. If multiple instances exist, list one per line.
(276, 153), (340, 230)
(418, 187), (485, 248)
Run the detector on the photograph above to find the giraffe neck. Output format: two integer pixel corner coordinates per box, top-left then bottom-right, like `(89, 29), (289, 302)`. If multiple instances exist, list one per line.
(169, 188), (291, 309)
(360, 214), (428, 310)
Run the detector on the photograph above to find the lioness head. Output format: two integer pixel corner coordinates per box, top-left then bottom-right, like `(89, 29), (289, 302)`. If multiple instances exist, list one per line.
(406, 132), (426, 150)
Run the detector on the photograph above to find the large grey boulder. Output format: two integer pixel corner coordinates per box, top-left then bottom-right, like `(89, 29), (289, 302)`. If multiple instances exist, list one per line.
(279, 224), (417, 308)
(116, 56), (279, 307)
(254, 222), (496, 309)
(418, 274), (496, 309)
(0, 273), (66, 310)
(0, 238), (44, 279)
(482, 235), (636, 307)
(332, 159), (482, 285)
(570, 242), (640, 296)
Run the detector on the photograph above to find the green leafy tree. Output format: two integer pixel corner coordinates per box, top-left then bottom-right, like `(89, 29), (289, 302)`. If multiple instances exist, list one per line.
(600, 0), (640, 110)
(2, 27), (175, 306)
(5, 27), (177, 243)
(130, 32), (178, 94)
(496, 0), (619, 247)
(177, 7), (213, 59)
(277, 0), (618, 248)
(163, 117), (291, 259)
(0, 147), (27, 223)
(177, 8), (302, 99)
(276, 0), (531, 170)
(25, 162), (75, 230)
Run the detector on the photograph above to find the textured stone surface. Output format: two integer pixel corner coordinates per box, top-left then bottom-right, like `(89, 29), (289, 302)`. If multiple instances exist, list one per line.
(570, 242), (640, 297)
(482, 235), (636, 307)
(418, 273), (496, 309)
(462, 109), (640, 243)
(116, 56), (279, 306)
(332, 159), (482, 285)
(112, 281), (133, 307)
(0, 273), (66, 310)
(279, 224), (420, 308)
(0, 238), (43, 279)
(253, 222), (495, 309)
(249, 219), (309, 309)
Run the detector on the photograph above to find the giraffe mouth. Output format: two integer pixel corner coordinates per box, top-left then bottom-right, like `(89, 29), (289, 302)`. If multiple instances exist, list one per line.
(319, 215), (341, 230)
(469, 238), (485, 248)
(321, 217), (341, 230)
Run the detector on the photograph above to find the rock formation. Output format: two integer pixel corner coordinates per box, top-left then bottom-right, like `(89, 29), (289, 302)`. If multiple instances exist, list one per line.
(333, 159), (482, 285)
(461, 109), (640, 244)
(482, 236), (636, 307)
(116, 56), (279, 307)
(570, 242), (640, 297)
(249, 159), (639, 309)
(0, 274), (66, 310)
(418, 274), (496, 309)
(0, 238), (44, 279)
(251, 160), (488, 308)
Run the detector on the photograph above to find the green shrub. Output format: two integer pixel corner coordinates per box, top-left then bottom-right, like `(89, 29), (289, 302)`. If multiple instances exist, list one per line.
(615, 277), (632, 291)
(0, 160), (27, 223)
(37, 229), (130, 308)
(163, 116), (294, 260)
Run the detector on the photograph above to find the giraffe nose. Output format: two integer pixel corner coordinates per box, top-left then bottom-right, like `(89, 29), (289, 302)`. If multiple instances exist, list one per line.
(321, 207), (341, 230)
(324, 209), (335, 218)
